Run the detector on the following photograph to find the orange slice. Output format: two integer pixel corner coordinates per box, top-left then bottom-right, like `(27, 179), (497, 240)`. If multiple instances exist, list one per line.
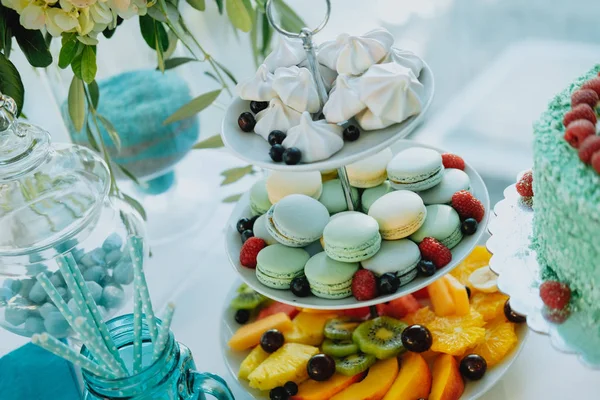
(450, 246), (491, 289)
(471, 320), (517, 367)
(428, 279), (456, 316)
(471, 292), (509, 322)
(445, 275), (470, 316)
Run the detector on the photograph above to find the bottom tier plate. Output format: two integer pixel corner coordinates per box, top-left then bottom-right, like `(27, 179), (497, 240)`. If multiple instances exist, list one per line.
(219, 281), (528, 400)
(487, 183), (600, 368)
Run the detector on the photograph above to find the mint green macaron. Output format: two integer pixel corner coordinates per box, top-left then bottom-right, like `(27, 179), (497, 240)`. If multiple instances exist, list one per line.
(256, 244), (310, 289)
(323, 212), (381, 262)
(409, 204), (463, 249)
(387, 148), (444, 191)
(361, 181), (395, 213)
(318, 179), (359, 214)
(250, 178), (272, 216)
(304, 252), (359, 299)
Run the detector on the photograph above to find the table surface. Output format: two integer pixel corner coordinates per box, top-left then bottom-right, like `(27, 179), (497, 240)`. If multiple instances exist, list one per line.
(3, 1), (600, 397)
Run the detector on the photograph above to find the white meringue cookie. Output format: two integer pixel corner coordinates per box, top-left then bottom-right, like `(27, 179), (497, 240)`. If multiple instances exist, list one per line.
(272, 66), (321, 113)
(282, 112), (344, 163)
(382, 48), (424, 77)
(263, 37), (307, 72)
(318, 28), (395, 75)
(254, 98), (302, 140)
(358, 63), (424, 123)
(236, 64), (276, 101)
(355, 109), (396, 130)
(298, 59), (338, 91)
(323, 75), (366, 123)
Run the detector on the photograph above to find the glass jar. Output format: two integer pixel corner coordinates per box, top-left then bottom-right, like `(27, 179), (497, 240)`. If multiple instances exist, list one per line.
(82, 314), (234, 400)
(0, 94), (146, 338)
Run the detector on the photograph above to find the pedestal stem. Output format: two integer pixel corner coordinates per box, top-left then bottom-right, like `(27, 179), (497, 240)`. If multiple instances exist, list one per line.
(337, 166), (356, 211)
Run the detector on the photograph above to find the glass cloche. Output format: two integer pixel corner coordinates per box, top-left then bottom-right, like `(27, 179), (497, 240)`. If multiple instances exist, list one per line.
(0, 93), (145, 338)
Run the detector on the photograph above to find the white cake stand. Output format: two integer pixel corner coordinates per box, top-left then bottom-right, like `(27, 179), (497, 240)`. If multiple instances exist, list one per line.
(486, 181), (600, 369)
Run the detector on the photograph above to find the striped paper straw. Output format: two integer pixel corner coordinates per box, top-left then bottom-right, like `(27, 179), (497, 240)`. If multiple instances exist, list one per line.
(133, 288), (143, 375)
(56, 256), (127, 375)
(128, 235), (158, 343)
(61, 254), (127, 371)
(32, 333), (116, 379)
(152, 303), (176, 362)
(36, 273), (117, 374)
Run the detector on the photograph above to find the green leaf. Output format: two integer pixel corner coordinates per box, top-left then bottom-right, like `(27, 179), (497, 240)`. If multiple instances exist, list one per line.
(85, 121), (100, 151)
(215, 0), (224, 14)
(163, 89), (221, 125)
(274, 0), (305, 34)
(13, 25), (52, 68)
(155, 29), (165, 72)
(68, 77), (86, 132)
(214, 59), (238, 85)
(226, 0), (252, 32)
(97, 114), (121, 152)
(58, 33), (79, 69)
(0, 8), (12, 57)
(118, 165), (141, 186)
(0, 54), (24, 114)
(161, 57), (196, 70)
(222, 193), (242, 203)
(44, 32), (52, 48)
(139, 15), (156, 49)
(122, 192), (147, 221)
(186, 0), (205, 11)
(163, 30), (178, 59)
(88, 80), (99, 109)
(71, 52), (82, 79)
(81, 46), (97, 84)
(220, 165), (253, 185)
(193, 134), (223, 149)
(156, 21), (169, 51)
(204, 71), (219, 83)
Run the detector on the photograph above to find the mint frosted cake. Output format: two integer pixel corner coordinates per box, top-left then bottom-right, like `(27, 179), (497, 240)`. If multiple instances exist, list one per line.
(532, 65), (600, 323)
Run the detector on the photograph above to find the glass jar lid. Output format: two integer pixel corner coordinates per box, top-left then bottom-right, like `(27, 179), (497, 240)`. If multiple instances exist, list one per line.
(0, 93), (111, 257)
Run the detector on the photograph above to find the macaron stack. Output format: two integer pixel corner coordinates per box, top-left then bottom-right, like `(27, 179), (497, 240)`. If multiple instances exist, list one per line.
(235, 146), (487, 303)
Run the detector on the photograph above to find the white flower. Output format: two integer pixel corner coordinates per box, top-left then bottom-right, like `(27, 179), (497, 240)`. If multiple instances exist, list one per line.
(90, 1), (114, 24)
(1, 0), (29, 12)
(77, 8), (94, 35)
(107, 0), (129, 13)
(70, 0), (97, 7)
(20, 2), (46, 30)
(46, 8), (79, 36)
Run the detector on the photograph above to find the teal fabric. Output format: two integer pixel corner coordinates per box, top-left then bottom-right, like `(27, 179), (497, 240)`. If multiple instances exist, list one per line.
(0, 343), (80, 400)
(63, 69), (200, 179)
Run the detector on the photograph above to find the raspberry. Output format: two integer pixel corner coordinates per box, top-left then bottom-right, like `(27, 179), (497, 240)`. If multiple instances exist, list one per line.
(441, 153), (465, 170)
(418, 237), (452, 269)
(516, 170), (533, 197)
(451, 190), (485, 222)
(564, 119), (596, 148)
(351, 270), (378, 301)
(563, 104), (597, 127)
(581, 77), (600, 96)
(578, 135), (600, 164)
(542, 307), (570, 324)
(539, 280), (571, 310)
(239, 237), (266, 268)
(571, 89), (599, 108)
(592, 151), (600, 174)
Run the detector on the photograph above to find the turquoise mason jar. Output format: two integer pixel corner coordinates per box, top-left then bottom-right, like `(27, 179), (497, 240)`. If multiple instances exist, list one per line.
(81, 315), (234, 400)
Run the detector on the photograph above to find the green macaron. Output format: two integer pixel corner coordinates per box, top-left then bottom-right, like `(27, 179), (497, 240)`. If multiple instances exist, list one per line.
(250, 178), (272, 216)
(256, 244), (310, 289)
(304, 252), (359, 299)
(323, 212), (381, 263)
(409, 204), (463, 249)
(318, 179), (359, 215)
(361, 181), (395, 213)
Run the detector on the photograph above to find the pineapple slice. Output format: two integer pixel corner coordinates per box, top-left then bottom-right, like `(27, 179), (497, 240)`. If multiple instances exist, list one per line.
(248, 343), (319, 391)
(239, 346), (270, 380)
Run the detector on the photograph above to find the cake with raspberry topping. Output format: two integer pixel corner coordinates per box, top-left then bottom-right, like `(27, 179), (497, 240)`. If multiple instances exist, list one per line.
(532, 65), (600, 323)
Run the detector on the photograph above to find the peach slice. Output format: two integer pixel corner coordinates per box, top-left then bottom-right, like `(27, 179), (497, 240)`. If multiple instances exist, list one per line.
(429, 354), (465, 400)
(284, 311), (338, 346)
(228, 312), (293, 351)
(428, 279), (456, 316)
(445, 275), (470, 316)
(383, 352), (431, 400)
(330, 357), (399, 400)
(291, 372), (366, 400)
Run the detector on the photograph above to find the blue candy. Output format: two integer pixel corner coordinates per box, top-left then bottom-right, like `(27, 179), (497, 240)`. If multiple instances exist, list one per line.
(102, 233), (123, 252)
(5, 301), (30, 326)
(101, 285), (125, 309)
(18, 279), (34, 297)
(79, 253), (96, 268)
(82, 266), (106, 283)
(26, 263), (47, 275)
(67, 298), (81, 317)
(0, 287), (12, 303)
(4, 279), (22, 293)
(90, 248), (106, 266)
(50, 272), (65, 288)
(44, 311), (70, 338)
(28, 281), (47, 304)
(71, 248), (85, 263)
(56, 286), (69, 302)
(105, 249), (123, 266)
(113, 261), (134, 285)
(85, 281), (103, 304)
(24, 316), (45, 334)
(38, 303), (58, 319)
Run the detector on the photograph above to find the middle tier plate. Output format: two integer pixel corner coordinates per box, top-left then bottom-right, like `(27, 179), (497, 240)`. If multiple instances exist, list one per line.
(225, 141), (490, 310)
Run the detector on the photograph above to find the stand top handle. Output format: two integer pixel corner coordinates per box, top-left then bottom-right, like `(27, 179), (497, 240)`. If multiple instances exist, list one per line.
(265, 0), (331, 39)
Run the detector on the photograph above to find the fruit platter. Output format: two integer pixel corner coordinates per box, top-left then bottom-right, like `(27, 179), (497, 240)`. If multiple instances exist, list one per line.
(221, 28), (435, 172)
(220, 247), (528, 400)
(225, 141), (490, 309)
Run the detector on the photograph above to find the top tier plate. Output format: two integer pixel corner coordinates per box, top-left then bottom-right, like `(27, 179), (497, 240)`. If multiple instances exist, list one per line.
(221, 62), (434, 172)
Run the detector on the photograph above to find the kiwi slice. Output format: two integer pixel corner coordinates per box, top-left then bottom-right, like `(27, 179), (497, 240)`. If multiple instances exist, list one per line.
(322, 339), (359, 358)
(230, 286), (266, 310)
(324, 317), (362, 340)
(335, 353), (377, 376)
(352, 316), (407, 360)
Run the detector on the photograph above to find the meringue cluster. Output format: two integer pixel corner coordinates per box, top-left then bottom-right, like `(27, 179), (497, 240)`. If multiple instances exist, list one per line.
(236, 27), (425, 164)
